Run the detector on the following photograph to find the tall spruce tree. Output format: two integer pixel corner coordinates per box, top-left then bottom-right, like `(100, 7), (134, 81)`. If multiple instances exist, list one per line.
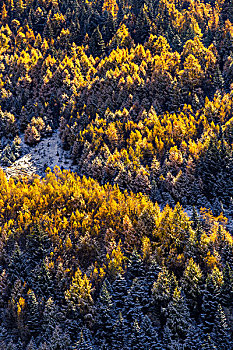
(211, 305), (232, 350)
(89, 26), (105, 58)
(96, 280), (115, 347)
(200, 271), (222, 334)
(165, 288), (191, 341)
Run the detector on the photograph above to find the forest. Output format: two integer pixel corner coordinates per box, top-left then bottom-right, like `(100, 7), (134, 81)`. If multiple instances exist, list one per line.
(1, 0), (233, 348)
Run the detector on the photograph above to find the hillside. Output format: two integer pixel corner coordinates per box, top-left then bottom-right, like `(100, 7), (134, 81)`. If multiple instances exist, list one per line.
(1, 0), (233, 348)
(0, 168), (233, 349)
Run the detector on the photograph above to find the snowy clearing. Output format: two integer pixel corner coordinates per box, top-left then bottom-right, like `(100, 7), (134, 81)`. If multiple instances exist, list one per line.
(1, 132), (78, 179)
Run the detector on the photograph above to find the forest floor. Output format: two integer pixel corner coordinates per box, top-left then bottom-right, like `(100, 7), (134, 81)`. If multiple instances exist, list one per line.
(2, 131), (78, 179)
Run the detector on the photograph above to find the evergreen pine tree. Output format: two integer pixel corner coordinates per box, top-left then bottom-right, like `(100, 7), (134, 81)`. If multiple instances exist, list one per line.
(201, 335), (217, 350)
(141, 315), (160, 350)
(162, 326), (179, 350)
(124, 295), (143, 325)
(146, 259), (161, 290)
(74, 330), (94, 350)
(38, 342), (50, 350)
(112, 312), (129, 350)
(89, 26), (105, 58)
(102, 12), (116, 44)
(26, 289), (40, 338)
(211, 304), (232, 350)
(96, 280), (114, 347)
(198, 138), (221, 201)
(26, 224), (50, 264)
(8, 243), (25, 283)
(43, 298), (65, 339)
(191, 207), (200, 230)
(49, 325), (71, 350)
(127, 249), (144, 281)
(152, 267), (174, 324)
(222, 0), (233, 23)
(124, 277), (149, 322)
(221, 262), (233, 306)
(131, 0), (144, 16)
(165, 288), (191, 341)
(181, 258), (203, 316)
(200, 272), (221, 334)
(34, 259), (53, 298)
(112, 274), (128, 313)
(128, 318), (145, 350)
(134, 6), (150, 44)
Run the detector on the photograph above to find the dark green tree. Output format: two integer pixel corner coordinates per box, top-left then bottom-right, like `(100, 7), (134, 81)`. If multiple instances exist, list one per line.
(112, 274), (128, 313)
(211, 304), (232, 350)
(112, 312), (129, 350)
(200, 272), (221, 334)
(127, 249), (144, 281)
(96, 280), (115, 347)
(89, 26), (105, 58)
(74, 330), (94, 350)
(165, 288), (191, 341)
(26, 289), (40, 338)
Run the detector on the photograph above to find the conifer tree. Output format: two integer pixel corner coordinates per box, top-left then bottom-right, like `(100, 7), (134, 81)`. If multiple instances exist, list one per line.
(43, 297), (65, 339)
(162, 326), (178, 350)
(26, 289), (40, 338)
(127, 249), (144, 281)
(128, 318), (145, 350)
(222, 0), (233, 23)
(181, 258), (203, 315)
(34, 260), (53, 298)
(74, 330), (94, 350)
(65, 268), (94, 319)
(134, 6), (150, 44)
(165, 287), (191, 341)
(141, 315), (160, 350)
(96, 280), (115, 346)
(89, 26), (105, 58)
(152, 267), (173, 310)
(211, 304), (232, 350)
(201, 270), (222, 334)
(112, 312), (129, 350)
(112, 274), (128, 313)
(8, 243), (25, 283)
(221, 262), (233, 306)
(146, 259), (162, 290)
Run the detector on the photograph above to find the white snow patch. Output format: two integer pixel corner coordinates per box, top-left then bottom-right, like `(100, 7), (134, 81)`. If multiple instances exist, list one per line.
(2, 132), (78, 179)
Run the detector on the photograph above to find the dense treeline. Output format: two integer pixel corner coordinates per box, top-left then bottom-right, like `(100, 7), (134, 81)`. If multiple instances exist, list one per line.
(0, 0), (233, 213)
(0, 168), (233, 349)
(1, 0), (233, 348)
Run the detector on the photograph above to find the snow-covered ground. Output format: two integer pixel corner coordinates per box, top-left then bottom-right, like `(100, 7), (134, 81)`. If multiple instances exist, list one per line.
(2, 132), (78, 179)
